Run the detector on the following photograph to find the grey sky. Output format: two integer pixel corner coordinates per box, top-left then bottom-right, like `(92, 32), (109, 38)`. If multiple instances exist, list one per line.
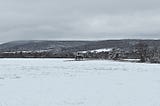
(0, 0), (160, 42)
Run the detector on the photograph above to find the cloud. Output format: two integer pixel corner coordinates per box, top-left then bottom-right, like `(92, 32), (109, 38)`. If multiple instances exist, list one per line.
(0, 0), (160, 42)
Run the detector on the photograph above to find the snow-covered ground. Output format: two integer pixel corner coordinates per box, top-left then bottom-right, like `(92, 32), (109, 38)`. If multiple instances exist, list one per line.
(0, 59), (160, 106)
(79, 48), (112, 53)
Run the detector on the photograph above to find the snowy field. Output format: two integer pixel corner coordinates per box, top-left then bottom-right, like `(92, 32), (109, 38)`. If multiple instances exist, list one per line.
(0, 59), (160, 106)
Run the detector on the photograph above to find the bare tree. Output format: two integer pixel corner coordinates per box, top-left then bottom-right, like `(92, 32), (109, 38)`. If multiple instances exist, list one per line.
(135, 42), (148, 62)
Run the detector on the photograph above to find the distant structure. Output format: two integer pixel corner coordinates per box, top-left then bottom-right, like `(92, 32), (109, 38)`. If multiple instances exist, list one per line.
(75, 52), (84, 61)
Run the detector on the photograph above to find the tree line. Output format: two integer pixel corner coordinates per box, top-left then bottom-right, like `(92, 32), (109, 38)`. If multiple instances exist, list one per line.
(0, 42), (160, 63)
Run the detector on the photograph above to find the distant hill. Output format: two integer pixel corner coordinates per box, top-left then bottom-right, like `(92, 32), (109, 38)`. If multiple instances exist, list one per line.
(0, 40), (92, 53)
(1, 39), (160, 53)
(63, 39), (160, 52)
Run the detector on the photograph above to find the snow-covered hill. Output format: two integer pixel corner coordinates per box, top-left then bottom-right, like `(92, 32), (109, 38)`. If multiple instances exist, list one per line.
(1, 40), (160, 54)
(79, 48), (113, 53)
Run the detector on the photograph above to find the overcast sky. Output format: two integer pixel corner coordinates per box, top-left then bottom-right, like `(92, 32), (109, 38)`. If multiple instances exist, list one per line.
(0, 0), (160, 42)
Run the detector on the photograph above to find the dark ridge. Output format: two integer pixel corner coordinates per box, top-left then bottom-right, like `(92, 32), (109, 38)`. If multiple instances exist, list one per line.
(1, 39), (160, 53)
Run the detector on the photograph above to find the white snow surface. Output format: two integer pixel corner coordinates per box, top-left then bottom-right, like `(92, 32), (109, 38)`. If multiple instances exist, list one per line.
(90, 48), (112, 53)
(0, 59), (160, 106)
(80, 48), (112, 53)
